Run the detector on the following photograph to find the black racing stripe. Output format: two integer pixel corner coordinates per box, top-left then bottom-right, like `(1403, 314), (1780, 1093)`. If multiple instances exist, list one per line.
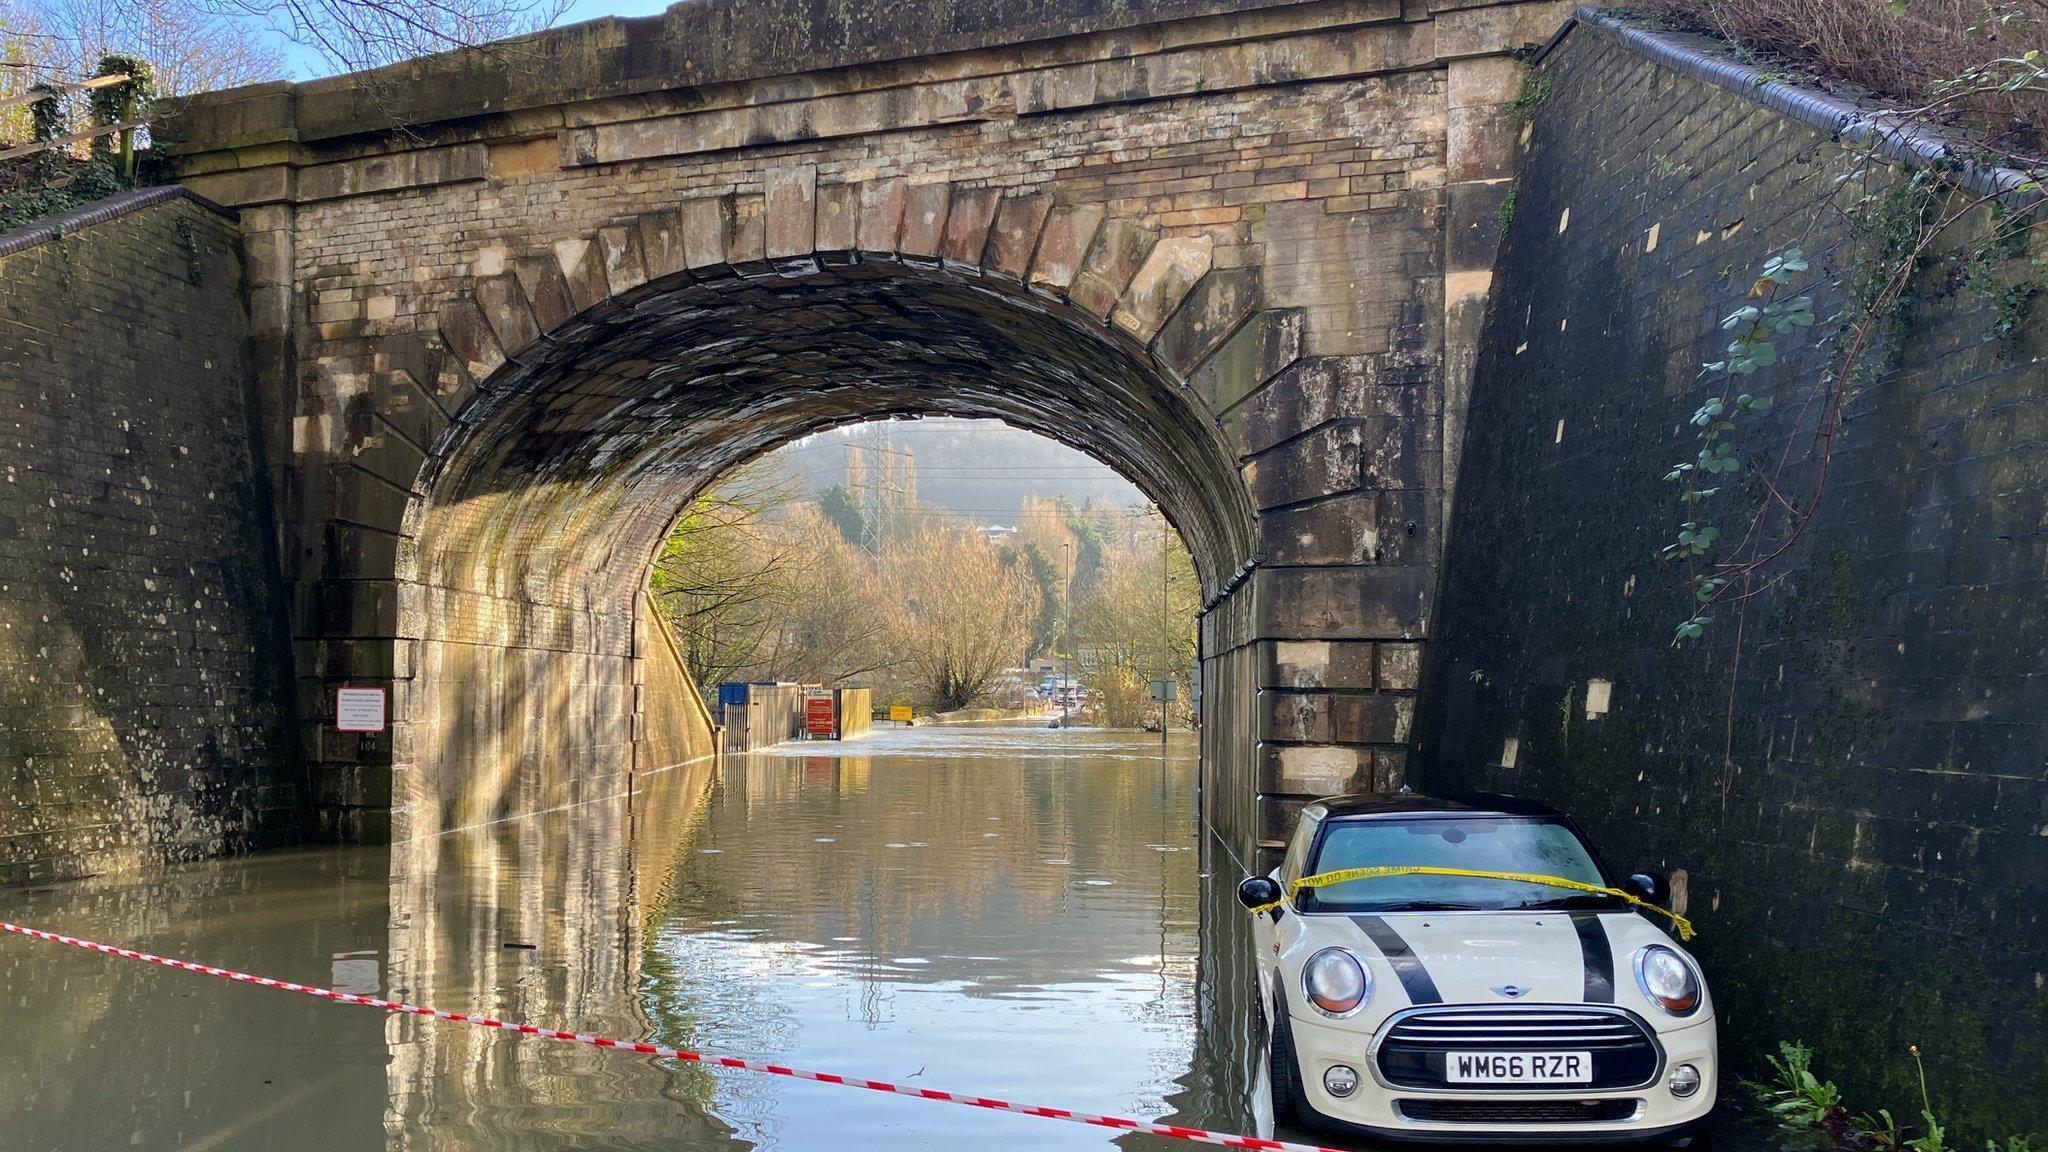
(1352, 916), (1442, 1005)
(1572, 913), (1615, 1003)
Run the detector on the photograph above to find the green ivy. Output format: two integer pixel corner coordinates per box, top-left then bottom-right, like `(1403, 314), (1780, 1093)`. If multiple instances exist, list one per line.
(1662, 248), (1800, 641)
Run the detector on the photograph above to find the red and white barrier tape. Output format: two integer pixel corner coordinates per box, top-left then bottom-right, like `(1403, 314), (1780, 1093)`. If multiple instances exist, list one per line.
(1, 920), (1347, 1152)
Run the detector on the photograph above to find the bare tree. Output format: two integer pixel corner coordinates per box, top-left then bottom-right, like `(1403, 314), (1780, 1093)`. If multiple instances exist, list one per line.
(207, 0), (567, 75)
(651, 465), (817, 694)
(1069, 513), (1199, 728)
(885, 517), (1039, 712)
(743, 505), (899, 688)
(0, 0), (281, 97)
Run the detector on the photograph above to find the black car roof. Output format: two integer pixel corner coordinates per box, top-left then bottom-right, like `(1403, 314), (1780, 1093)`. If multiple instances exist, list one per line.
(1304, 791), (1571, 821)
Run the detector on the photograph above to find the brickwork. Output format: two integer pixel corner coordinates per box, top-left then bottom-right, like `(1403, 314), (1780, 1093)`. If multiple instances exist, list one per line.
(1423, 20), (2048, 1134)
(162, 0), (1562, 862)
(0, 196), (300, 883)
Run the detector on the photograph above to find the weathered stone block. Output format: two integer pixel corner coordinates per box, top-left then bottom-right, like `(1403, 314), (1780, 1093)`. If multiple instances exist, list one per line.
(815, 183), (859, 259)
(1190, 309), (1304, 417)
(636, 210), (689, 282)
(985, 193), (1052, 278)
(1070, 219), (1157, 318)
(939, 187), (1000, 268)
(1155, 266), (1261, 378)
(473, 273), (539, 355)
(1265, 691), (1413, 744)
(1447, 181), (1513, 272)
(1113, 235), (1212, 342)
(1254, 566), (1431, 639)
(436, 298), (507, 382)
(553, 237), (610, 313)
(899, 183), (951, 262)
(726, 193), (768, 271)
(1262, 495), (1381, 564)
(680, 197), (729, 270)
(512, 255), (576, 334)
(1263, 639), (1378, 691)
(856, 178), (908, 254)
(598, 225), (649, 294)
(765, 163), (819, 261)
(1029, 203), (1105, 293)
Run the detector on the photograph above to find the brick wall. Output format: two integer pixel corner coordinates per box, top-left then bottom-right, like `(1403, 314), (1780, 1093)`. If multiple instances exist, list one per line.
(0, 194), (300, 883)
(1423, 21), (2047, 1136)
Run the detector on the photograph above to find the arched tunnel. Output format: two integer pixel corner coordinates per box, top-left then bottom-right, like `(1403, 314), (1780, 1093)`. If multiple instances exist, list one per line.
(395, 257), (1259, 837)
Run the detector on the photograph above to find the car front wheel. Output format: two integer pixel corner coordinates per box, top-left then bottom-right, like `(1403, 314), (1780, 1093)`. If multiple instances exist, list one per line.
(1267, 993), (1306, 1128)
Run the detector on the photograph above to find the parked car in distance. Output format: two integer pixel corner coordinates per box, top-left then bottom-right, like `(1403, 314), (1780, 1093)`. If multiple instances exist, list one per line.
(1242, 792), (1715, 1146)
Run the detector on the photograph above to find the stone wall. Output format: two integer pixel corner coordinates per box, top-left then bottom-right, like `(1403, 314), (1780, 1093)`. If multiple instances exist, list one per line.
(1422, 17), (2047, 1135)
(0, 191), (300, 883)
(161, 0), (1568, 860)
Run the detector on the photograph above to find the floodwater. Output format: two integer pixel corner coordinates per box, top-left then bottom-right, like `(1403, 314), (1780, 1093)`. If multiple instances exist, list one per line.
(0, 726), (1266, 1152)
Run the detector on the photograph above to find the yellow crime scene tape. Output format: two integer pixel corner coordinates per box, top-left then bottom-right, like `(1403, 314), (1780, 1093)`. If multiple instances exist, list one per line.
(1246, 865), (1695, 940)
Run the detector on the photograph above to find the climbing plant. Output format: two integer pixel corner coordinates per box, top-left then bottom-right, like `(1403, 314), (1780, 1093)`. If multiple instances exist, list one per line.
(85, 55), (155, 178)
(1659, 60), (2047, 653)
(0, 56), (158, 233)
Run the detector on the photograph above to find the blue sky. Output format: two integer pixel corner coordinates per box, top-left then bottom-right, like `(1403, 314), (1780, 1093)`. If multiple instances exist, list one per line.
(268, 0), (676, 79)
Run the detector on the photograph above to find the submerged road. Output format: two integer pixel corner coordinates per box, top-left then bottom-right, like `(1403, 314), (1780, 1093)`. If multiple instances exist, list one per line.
(0, 725), (1767, 1152)
(0, 727), (1251, 1152)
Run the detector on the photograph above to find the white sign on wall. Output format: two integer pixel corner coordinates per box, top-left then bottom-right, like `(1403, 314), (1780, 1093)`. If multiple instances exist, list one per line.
(335, 686), (388, 733)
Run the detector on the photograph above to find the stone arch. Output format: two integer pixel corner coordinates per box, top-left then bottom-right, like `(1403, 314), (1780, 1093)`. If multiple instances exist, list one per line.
(350, 172), (1299, 840)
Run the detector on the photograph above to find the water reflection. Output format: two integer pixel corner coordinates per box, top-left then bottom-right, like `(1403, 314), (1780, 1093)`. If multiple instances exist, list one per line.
(0, 727), (1258, 1151)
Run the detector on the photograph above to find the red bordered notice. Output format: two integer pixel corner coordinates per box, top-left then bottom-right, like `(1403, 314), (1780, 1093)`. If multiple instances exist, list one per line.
(335, 686), (388, 733)
(805, 688), (835, 737)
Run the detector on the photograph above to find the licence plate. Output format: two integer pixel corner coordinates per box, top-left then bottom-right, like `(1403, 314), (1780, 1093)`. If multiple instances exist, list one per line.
(1445, 1051), (1592, 1084)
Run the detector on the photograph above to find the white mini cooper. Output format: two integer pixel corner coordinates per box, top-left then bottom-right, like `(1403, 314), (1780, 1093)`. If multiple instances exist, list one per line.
(1241, 793), (1716, 1146)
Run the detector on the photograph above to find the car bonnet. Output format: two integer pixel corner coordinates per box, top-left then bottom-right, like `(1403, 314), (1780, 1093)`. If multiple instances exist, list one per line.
(1332, 911), (1629, 1007)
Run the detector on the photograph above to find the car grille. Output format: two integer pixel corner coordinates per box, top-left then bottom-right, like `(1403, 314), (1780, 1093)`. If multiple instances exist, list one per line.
(1398, 1098), (1642, 1124)
(1376, 1006), (1660, 1091)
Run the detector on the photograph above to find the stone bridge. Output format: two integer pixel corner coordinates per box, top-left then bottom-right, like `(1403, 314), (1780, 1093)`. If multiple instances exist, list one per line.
(11, 1), (2046, 1118)
(161, 0), (1570, 859)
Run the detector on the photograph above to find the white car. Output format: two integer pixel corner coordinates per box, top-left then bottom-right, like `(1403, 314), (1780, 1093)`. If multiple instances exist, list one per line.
(1242, 793), (1716, 1146)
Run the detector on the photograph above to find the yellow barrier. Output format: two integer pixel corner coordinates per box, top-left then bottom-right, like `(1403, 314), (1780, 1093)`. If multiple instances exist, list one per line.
(1248, 865), (1695, 940)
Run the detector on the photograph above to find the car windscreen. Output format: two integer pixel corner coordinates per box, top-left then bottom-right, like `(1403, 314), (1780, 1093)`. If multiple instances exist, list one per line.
(1298, 816), (1622, 913)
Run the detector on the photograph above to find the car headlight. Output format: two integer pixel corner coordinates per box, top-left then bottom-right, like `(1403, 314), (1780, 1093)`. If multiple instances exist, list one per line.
(1302, 948), (1370, 1017)
(1633, 945), (1702, 1015)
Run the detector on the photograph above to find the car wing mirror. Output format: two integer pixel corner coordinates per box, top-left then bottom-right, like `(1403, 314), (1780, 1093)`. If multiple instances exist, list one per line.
(1625, 871), (1670, 906)
(1237, 875), (1284, 914)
